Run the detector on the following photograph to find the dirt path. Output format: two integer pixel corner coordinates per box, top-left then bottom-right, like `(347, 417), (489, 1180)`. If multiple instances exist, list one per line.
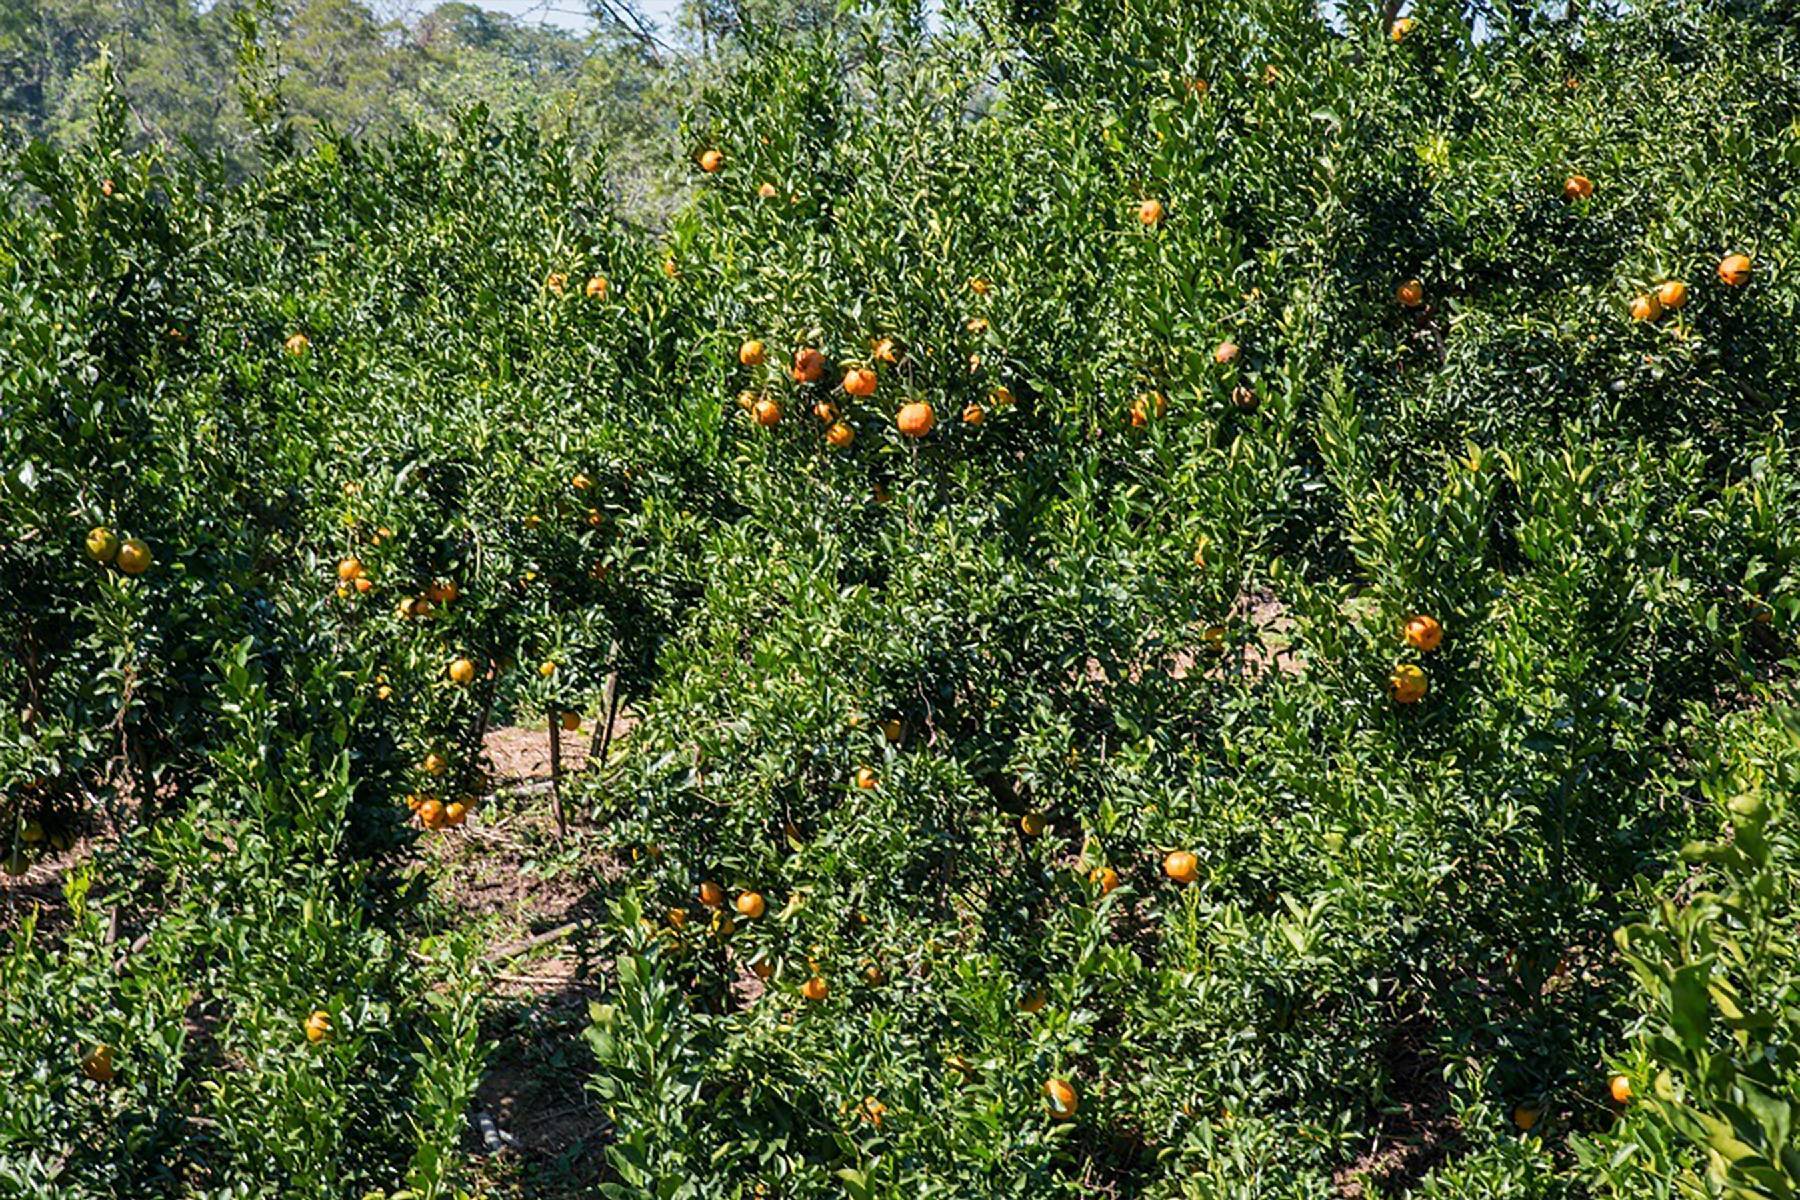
(433, 717), (632, 1197)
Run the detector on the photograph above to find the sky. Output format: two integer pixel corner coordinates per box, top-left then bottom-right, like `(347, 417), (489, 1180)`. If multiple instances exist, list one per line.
(464, 0), (682, 34)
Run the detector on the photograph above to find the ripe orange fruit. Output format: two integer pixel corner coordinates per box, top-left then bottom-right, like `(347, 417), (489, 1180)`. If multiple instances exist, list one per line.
(1513, 1105), (1540, 1131)
(1020, 990), (1047, 1014)
(584, 275), (608, 298)
(735, 891), (766, 919)
(1396, 279), (1425, 308)
(739, 339), (766, 366)
(881, 718), (903, 744)
(572, 472), (593, 490)
(426, 580), (459, 604)
(1717, 253), (1752, 287)
(1609, 1075), (1632, 1104)
(698, 148), (724, 173)
(858, 1096), (887, 1126)
(444, 801), (469, 827)
(1629, 293), (1663, 322)
(1138, 198), (1165, 226)
(448, 658), (476, 685)
(698, 880), (726, 908)
(422, 752), (448, 777)
(990, 384), (1015, 407)
(1389, 663), (1428, 704)
(757, 181), (778, 199)
(1090, 865), (1120, 894)
(1130, 391), (1167, 426)
(801, 975), (830, 1001)
(965, 316), (989, 334)
(843, 367), (877, 397)
(854, 766), (878, 789)
(969, 277), (992, 295)
(863, 961), (886, 984)
(545, 272), (567, 296)
(405, 792), (427, 812)
(753, 398), (783, 427)
(1390, 16), (1415, 40)
(417, 799), (446, 829)
(962, 404), (985, 425)
(115, 538), (152, 575)
(560, 711), (582, 732)
(663, 258), (678, 279)
(896, 401), (936, 438)
(792, 347), (826, 383)
(1044, 1078), (1079, 1120)
(668, 907), (689, 931)
(1020, 812), (1046, 837)
(284, 332), (310, 356)
(1164, 850), (1200, 884)
(353, 577), (373, 594)
(826, 421), (856, 448)
(539, 660), (557, 679)
(872, 337), (900, 364)
(85, 526), (120, 563)
(1657, 280), (1689, 310)
(82, 1044), (115, 1082)
(1562, 174), (1593, 201)
(1231, 385), (1259, 411)
(749, 955), (774, 979)
(1404, 614), (1443, 652)
(1214, 340), (1240, 365)
(304, 1010), (331, 1043)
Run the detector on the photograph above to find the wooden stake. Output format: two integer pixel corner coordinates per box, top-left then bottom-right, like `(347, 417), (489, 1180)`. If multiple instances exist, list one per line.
(547, 710), (568, 840)
(587, 639), (621, 771)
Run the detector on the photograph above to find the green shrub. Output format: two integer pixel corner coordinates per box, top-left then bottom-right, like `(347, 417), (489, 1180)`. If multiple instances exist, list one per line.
(2, 0), (1798, 1193)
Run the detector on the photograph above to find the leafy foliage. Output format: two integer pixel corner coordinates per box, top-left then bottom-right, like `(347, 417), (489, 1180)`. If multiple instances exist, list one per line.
(2, 0), (1798, 1195)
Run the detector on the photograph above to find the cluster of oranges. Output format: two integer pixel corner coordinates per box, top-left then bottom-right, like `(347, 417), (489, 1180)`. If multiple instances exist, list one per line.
(407, 790), (474, 830)
(330, 552), (458, 617)
(1389, 613), (1443, 704)
(327, 552), (493, 830)
(400, 656), (564, 831)
(1629, 253), (1752, 320)
(1401, 173), (1754, 328)
(542, 271), (610, 299)
(83, 526), (152, 576)
(734, 335), (1003, 445)
(664, 878), (818, 985)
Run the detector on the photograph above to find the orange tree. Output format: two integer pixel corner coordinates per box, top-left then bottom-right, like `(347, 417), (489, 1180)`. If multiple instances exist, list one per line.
(1, 0), (1798, 1194)
(1583, 707), (1800, 1199)
(0, 94), (708, 1194)
(572, 0), (1799, 1194)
